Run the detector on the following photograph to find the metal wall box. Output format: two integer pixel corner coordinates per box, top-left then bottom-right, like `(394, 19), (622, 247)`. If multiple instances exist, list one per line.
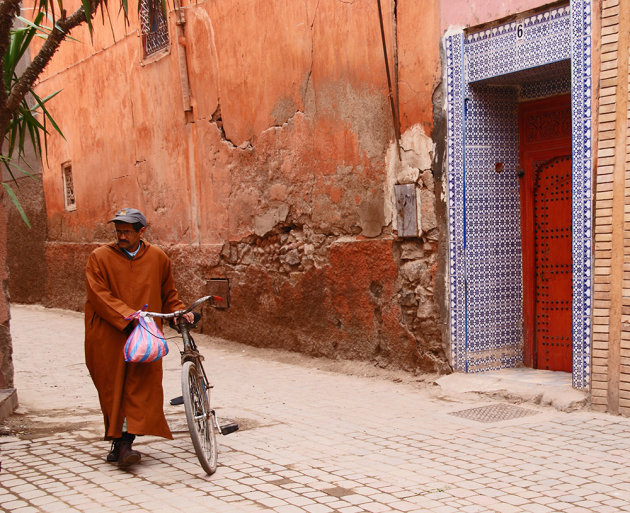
(395, 183), (419, 238)
(206, 278), (230, 309)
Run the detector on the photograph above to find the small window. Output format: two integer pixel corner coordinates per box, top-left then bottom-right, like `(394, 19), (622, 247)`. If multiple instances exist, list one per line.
(140, 0), (169, 58)
(62, 162), (76, 211)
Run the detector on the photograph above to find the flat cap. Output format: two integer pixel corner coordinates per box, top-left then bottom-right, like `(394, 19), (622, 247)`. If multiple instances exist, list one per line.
(109, 208), (147, 227)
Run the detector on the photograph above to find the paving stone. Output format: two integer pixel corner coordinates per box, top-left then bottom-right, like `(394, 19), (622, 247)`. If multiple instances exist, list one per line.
(272, 506), (306, 513)
(12, 507), (44, 513)
(337, 507), (364, 513)
(3, 305), (630, 513)
(361, 502), (392, 512)
(302, 504), (334, 513)
(285, 496), (317, 507)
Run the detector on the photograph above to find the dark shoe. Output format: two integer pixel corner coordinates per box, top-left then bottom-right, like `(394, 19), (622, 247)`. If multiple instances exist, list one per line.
(106, 439), (121, 463)
(117, 441), (141, 468)
(107, 432), (135, 463)
(170, 395), (184, 405)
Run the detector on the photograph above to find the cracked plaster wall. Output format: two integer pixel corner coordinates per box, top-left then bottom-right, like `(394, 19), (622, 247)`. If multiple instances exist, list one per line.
(33, 0), (449, 372)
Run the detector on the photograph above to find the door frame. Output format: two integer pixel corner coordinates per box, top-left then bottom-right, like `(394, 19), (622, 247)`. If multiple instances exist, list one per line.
(444, 0), (593, 388)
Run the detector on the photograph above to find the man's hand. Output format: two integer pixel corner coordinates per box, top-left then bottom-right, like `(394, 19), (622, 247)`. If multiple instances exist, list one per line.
(182, 312), (195, 324)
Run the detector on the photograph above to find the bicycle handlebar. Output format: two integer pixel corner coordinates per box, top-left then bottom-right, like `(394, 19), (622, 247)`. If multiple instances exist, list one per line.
(142, 295), (219, 319)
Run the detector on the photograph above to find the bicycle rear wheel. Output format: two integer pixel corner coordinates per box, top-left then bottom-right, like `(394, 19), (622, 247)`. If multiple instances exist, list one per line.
(181, 360), (218, 475)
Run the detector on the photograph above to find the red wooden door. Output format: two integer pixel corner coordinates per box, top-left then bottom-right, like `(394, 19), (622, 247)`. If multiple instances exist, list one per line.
(534, 156), (572, 371)
(519, 95), (572, 371)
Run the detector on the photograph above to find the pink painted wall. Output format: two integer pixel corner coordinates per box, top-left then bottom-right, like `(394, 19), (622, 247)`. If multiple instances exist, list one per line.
(440, 0), (560, 31)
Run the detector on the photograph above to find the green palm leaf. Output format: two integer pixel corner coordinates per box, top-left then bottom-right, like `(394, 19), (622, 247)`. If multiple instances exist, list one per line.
(1, 182), (31, 228)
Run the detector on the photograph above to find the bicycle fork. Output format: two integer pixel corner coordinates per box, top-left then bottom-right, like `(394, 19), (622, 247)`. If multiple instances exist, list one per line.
(179, 323), (238, 436)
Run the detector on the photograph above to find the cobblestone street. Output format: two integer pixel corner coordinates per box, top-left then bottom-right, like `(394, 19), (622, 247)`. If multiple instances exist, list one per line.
(1, 304), (629, 512)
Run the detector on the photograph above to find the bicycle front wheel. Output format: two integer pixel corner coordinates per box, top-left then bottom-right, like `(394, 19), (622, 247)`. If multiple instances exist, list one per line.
(181, 360), (218, 475)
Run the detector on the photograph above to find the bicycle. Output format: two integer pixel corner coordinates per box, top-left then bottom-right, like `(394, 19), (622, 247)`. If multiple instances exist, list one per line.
(143, 295), (238, 475)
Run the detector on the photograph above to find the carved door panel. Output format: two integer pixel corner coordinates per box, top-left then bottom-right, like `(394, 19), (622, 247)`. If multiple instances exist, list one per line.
(519, 94), (572, 371)
(534, 156), (572, 371)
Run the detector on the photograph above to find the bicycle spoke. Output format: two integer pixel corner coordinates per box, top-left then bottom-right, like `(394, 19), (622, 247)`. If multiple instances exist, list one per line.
(182, 360), (217, 475)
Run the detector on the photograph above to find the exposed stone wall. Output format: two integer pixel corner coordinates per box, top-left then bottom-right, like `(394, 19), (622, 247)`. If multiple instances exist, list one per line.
(163, 219), (449, 372)
(430, 53), (451, 368)
(158, 124), (448, 372)
(385, 125), (450, 370)
(395, 238), (445, 370)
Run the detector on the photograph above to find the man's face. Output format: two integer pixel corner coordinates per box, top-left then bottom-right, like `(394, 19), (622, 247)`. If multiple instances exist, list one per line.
(114, 222), (145, 251)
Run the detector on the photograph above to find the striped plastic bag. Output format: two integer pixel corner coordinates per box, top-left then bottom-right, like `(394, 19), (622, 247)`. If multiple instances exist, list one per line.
(124, 310), (169, 363)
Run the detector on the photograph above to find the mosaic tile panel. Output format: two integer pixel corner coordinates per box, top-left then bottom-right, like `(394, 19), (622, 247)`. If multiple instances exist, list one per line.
(445, 32), (466, 371)
(570, 0), (593, 390)
(466, 6), (571, 83)
(445, 0), (593, 389)
(521, 75), (571, 99)
(464, 86), (523, 372)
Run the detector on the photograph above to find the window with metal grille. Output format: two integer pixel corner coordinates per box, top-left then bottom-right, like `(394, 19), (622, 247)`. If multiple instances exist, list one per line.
(140, 0), (169, 58)
(62, 162), (76, 211)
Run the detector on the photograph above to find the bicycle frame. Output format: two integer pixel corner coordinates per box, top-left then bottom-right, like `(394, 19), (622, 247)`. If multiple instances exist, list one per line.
(175, 316), (212, 399)
(140, 295), (222, 474)
(142, 295), (237, 439)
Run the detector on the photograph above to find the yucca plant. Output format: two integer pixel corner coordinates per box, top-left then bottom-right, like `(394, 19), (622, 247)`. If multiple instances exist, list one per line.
(1, 12), (63, 226)
(0, 0), (165, 225)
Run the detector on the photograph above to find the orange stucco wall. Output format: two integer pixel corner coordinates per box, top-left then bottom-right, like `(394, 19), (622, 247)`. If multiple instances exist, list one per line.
(27, 0), (568, 371)
(29, 0), (451, 371)
(38, 0), (435, 241)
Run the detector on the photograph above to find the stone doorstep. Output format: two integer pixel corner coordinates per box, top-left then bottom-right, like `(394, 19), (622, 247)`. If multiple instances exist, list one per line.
(0, 388), (18, 421)
(436, 370), (589, 413)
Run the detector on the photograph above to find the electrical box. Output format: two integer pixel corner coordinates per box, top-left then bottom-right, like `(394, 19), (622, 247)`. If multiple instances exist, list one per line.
(395, 184), (419, 238)
(205, 278), (230, 309)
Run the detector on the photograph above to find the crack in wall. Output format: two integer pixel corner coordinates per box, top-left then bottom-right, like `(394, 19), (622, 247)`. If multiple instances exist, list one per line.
(210, 103), (252, 150)
(303, 0), (318, 115)
(265, 110), (307, 133)
(203, 3), (320, 151)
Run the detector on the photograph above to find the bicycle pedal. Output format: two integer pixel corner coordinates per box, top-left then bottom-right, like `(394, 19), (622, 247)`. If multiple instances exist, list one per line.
(219, 422), (239, 435)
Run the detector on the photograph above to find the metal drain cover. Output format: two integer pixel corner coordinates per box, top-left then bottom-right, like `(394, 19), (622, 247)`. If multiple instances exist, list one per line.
(449, 403), (539, 423)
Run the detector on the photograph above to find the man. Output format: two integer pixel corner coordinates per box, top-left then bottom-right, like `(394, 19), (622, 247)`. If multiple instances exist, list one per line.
(84, 208), (193, 468)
